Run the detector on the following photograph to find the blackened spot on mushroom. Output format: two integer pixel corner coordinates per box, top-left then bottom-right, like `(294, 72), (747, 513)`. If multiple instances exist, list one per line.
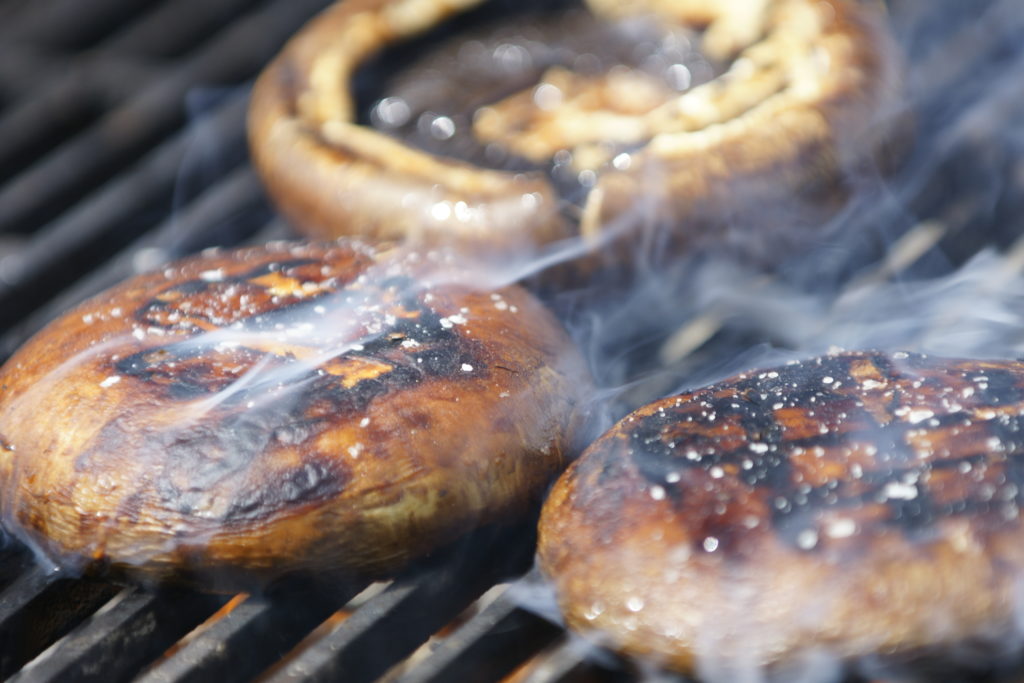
(1005, 454), (1024, 490)
(93, 260), (495, 526)
(137, 258), (351, 332)
(154, 477), (183, 513)
(240, 258), (320, 279)
(118, 276), (485, 409)
(158, 279), (209, 297)
(628, 389), (793, 498)
(414, 349), (461, 376)
(594, 447), (628, 489)
(165, 413), (298, 487)
(311, 366), (424, 418)
(115, 492), (148, 526)
(116, 345), (268, 399)
(223, 459), (349, 524)
(619, 352), (1024, 556)
(378, 275), (417, 292)
(104, 406), (346, 523)
(972, 368), (1024, 406)
(628, 415), (685, 490)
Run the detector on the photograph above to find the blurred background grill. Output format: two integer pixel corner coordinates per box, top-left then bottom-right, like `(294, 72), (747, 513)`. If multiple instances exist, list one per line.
(2, 0), (1024, 681)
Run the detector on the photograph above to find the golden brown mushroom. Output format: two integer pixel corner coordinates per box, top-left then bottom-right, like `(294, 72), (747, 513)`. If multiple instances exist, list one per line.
(249, 0), (901, 263)
(539, 351), (1024, 674)
(0, 241), (589, 588)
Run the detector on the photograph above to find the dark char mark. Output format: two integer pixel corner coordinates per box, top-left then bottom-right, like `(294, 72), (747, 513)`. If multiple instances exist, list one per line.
(223, 459), (349, 523)
(102, 271), (488, 524)
(625, 353), (1024, 554)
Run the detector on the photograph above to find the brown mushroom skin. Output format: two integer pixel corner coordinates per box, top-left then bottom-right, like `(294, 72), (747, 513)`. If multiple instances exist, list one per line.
(538, 351), (1024, 674)
(0, 241), (589, 589)
(248, 0), (571, 254)
(248, 0), (902, 268)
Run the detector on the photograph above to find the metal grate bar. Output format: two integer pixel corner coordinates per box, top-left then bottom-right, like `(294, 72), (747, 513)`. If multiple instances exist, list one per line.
(0, 567), (60, 632)
(654, 8), (1024, 380)
(267, 579), (459, 683)
(773, 0), (1024, 288)
(0, 571), (120, 678)
(0, 0), (327, 237)
(10, 587), (227, 683)
(0, 568), (63, 675)
(0, 91), (250, 333)
(155, 166), (277, 258)
(0, 545), (32, 590)
(0, 0), (1022, 681)
(0, 46), (158, 106)
(395, 585), (562, 683)
(0, 165), (273, 362)
(0, 47), (86, 101)
(101, 0), (279, 61)
(137, 581), (369, 683)
(0, 0), (163, 51)
(0, 200), (285, 368)
(0, 76), (121, 189)
(517, 639), (633, 683)
(267, 525), (538, 682)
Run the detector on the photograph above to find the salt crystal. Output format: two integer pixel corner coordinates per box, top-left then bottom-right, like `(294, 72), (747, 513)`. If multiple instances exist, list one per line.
(883, 481), (918, 500)
(796, 529), (819, 550)
(199, 269), (225, 282)
(826, 518), (856, 538)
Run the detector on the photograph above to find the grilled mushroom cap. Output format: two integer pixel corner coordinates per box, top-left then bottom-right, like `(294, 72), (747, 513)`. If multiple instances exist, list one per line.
(0, 241), (588, 588)
(249, 0), (900, 261)
(538, 351), (1024, 674)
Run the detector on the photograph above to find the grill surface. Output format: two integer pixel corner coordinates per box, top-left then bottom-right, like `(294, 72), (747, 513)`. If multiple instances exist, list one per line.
(2, 0), (1024, 681)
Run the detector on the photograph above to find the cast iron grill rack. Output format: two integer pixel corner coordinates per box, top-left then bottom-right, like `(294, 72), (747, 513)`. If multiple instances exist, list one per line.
(1, 0), (1024, 681)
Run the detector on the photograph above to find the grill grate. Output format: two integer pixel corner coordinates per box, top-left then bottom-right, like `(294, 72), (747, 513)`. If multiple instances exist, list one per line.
(2, 0), (1024, 681)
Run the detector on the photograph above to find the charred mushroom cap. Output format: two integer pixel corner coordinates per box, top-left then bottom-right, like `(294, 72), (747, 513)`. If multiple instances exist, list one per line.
(249, 0), (900, 262)
(0, 241), (589, 589)
(539, 351), (1024, 674)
